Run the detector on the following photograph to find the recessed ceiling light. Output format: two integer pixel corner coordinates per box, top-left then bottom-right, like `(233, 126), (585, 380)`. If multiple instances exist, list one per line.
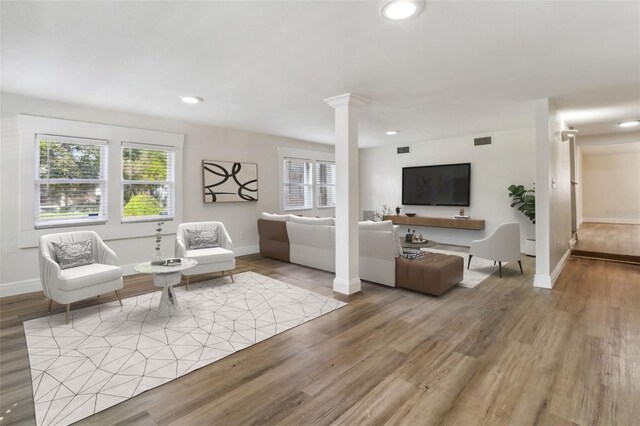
(380, 0), (424, 20)
(179, 96), (204, 104)
(386, 130), (399, 135)
(618, 120), (640, 128)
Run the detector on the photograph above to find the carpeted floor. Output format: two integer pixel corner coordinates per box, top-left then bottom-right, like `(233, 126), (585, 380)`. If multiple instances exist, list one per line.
(421, 248), (507, 288)
(23, 271), (347, 426)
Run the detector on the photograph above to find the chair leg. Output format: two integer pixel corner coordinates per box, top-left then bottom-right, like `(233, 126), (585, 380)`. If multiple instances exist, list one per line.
(518, 260), (524, 274)
(229, 271), (235, 283)
(185, 275), (190, 291)
(494, 260), (497, 266)
(115, 290), (123, 306)
(498, 262), (502, 278)
(467, 254), (473, 270)
(65, 304), (71, 324)
(47, 298), (53, 313)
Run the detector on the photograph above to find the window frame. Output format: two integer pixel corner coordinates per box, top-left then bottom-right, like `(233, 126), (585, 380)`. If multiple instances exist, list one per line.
(120, 142), (176, 223)
(316, 160), (336, 209)
(277, 147), (335, 215)
(283, 157), (314, 212)
(18, 115), (184, 249)
(34, 134), (109, 229)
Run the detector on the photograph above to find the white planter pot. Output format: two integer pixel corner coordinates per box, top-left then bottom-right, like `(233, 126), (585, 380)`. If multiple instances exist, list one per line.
(524, 239), (536, 257)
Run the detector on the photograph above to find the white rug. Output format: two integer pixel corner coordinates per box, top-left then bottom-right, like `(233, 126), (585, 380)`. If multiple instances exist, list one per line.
(420, 248), (506, 288)
(23, 272), (347, 426)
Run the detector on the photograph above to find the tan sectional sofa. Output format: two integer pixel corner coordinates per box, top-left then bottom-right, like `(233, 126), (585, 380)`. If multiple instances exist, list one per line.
(257, 213), (401, 286)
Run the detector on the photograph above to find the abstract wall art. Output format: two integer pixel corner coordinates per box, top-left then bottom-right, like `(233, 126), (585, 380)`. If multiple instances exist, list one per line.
(202, 160), (258, 203)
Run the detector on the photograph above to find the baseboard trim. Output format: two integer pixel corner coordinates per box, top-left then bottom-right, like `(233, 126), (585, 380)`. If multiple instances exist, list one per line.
(534, 249), (571, 290)
(582, 217), (640, 225)
(533, 274), (552, 289)
(0, 278), (43, 298)
(333, 277), (362, 295)
(0, 245), (261, 298)
(577, 218), (584, 226)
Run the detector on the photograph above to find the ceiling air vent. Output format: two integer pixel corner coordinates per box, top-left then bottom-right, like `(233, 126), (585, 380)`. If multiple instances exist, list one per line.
(397, 146), (410, 154)
(474, 136), (492, 146)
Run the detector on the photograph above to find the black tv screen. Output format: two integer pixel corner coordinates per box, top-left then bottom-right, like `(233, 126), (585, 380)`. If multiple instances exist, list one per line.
(402, 163), (471, 206)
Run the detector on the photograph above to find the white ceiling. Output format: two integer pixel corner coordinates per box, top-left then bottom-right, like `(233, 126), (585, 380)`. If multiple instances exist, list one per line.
(2, 1), (639, 147)
(581, 141), (640, 156)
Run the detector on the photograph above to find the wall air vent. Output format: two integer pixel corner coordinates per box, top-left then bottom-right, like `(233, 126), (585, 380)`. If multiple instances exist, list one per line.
(397, 146), (410, 154)
(474, 136), (492, 146)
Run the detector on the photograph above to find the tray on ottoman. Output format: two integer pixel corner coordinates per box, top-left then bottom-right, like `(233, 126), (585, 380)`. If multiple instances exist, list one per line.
(395, 253), (464, 296)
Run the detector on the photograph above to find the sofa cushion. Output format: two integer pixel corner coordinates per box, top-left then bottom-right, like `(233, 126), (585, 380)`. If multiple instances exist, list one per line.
(358, 221), (402, 256)
(261, 212), (291, 222)
(358, 220), (393, 231)
(58, 263), (122, 290)
(52, 239), (94, 270)
(186, 228), (219, 250)
(185, 247), (235, 264)
(289, 215), (334, 226)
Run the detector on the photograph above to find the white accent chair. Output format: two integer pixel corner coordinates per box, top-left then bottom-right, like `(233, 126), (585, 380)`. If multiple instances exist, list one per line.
(175, 222), (236, 289)
(39, 231), (123, 323)
(468, 222), (524, 278)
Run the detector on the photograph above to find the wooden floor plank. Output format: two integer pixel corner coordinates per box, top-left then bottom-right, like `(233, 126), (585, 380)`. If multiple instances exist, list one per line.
(1, 253), (639, 425)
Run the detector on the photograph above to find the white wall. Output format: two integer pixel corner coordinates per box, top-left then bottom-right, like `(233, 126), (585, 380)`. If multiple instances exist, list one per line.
(534, 99), (572, 288)
(0, 93), (333, 296)
(581, 151), (640, 224)
(359, 128), (536, 249)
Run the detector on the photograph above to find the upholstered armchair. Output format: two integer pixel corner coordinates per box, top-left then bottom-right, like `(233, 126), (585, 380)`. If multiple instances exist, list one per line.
(39, 231), (123, 323)
(175, 221), (236, 289)
(468, 222), (524, 278)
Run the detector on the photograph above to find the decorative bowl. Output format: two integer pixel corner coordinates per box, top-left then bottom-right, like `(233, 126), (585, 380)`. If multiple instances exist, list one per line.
(405, 213), (417, 217)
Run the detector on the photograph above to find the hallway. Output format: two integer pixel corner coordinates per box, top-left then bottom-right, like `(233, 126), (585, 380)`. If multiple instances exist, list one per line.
(572, 223), (640, 264)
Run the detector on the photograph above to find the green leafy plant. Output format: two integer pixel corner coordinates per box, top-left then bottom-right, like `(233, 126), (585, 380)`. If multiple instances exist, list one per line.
(508, 184), (535, 224)
(123, 194), (163, 217)
(374, 204), (393, 221)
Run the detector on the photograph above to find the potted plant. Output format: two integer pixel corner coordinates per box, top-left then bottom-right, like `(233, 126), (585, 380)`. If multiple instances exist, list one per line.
(508, 184), (536, 256)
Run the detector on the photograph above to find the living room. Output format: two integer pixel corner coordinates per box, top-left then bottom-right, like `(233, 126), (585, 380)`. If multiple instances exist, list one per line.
(1, 1), (639, 425)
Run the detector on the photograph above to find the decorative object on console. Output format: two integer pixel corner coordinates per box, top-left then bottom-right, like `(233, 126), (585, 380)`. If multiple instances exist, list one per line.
(202, 160), (258, 203)
(395, 205), (401, 215)
(374, 204), (393, 221)
(151, 220), (166, 265)
(405, 213), (416, 217)
(459, 208), (465, 216)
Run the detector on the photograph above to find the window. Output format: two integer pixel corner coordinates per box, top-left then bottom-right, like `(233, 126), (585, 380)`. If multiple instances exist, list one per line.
(35, 135), (107, 228)
(283, 157), (313, 210)
(121, 143), (175, 222)
(316, 161), (336, 208)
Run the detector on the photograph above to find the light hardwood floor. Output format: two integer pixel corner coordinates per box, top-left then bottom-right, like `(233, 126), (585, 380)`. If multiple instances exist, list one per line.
(1, 253), (639, 425)
(573, 223), (640, 263)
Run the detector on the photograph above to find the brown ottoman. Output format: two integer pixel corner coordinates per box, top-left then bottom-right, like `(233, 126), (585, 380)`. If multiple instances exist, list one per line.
(395, 253), (464, 296)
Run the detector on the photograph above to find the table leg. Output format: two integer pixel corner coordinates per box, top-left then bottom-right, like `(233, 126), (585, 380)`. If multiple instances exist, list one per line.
(154, 272), (182, 315)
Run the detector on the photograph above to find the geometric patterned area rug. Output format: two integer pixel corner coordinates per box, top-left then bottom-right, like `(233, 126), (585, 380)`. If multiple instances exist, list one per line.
(420, 248), (507, 288)
(23, 271), (347, 426)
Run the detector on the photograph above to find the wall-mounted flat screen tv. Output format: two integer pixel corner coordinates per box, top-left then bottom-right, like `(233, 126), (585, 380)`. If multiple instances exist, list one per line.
(402, 163), (471, 206)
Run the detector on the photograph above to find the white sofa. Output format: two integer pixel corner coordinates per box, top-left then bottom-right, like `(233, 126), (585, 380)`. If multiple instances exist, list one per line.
(260, 213), (401, 287)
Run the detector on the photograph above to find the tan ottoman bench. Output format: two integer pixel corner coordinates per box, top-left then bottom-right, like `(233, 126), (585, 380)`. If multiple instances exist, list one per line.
(395, 253), (464, 296)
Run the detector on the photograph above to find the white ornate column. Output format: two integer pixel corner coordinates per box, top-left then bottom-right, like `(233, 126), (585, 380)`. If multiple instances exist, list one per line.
(324, 93), (370, 294)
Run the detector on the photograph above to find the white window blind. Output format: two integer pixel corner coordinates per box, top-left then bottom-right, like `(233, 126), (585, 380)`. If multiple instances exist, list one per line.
(283, 157), (313, 211)
(35, 135), (108, 228)
(316, 161), (336, 208)
(121, 142), (175, 222)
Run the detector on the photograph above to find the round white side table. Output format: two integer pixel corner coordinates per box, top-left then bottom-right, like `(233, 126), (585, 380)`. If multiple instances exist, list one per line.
(134, 258), (197, 315)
